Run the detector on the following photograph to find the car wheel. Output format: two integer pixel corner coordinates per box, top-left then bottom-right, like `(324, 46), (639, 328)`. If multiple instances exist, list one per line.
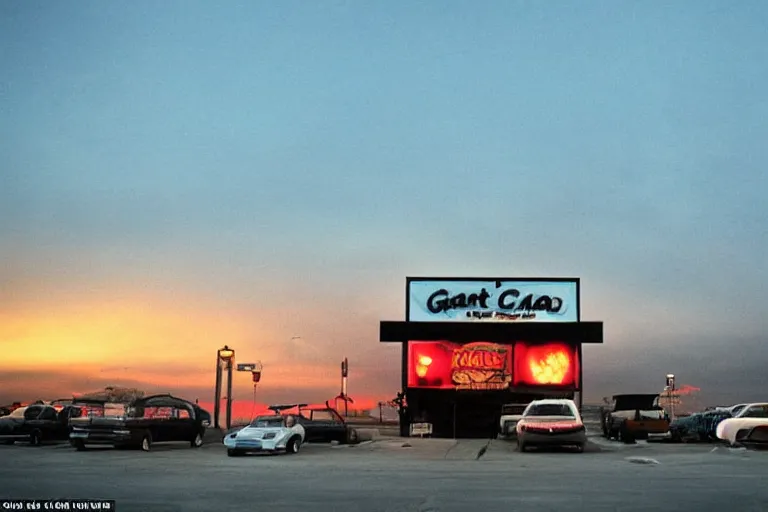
(227, 449), (240, 457)
(618, 424), (634, 443)
(347, 428), (359, 444)
(575, 443), (585, 453)
(73, 439), (86, 451)
(190, 432), (203, 448)
(29, 430), (42, 446)
(3, 440), (15, 445)
(287, 436), (301, 454)
(140, 432), (152, 452)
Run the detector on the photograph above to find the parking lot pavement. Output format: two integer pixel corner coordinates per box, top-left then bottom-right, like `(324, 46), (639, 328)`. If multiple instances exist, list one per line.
(1, 440), (767, 512)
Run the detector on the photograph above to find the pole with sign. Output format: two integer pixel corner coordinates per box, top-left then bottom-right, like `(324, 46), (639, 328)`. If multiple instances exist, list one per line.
(237, 362), (263, 420)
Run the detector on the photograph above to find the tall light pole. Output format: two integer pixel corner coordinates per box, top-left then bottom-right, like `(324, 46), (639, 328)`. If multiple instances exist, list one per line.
(214, 345), (235, 429)
(666, 373), (676, 421)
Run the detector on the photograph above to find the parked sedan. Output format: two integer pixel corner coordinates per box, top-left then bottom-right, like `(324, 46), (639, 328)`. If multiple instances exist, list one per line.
(516, 399), (587, 453)
(269, 402), (358, 444)
(0, 404), (77, 445)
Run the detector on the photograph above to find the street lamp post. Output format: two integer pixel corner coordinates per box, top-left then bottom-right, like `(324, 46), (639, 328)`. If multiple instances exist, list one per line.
(666, 373), (676, 421)
(214, 345), (235, 430)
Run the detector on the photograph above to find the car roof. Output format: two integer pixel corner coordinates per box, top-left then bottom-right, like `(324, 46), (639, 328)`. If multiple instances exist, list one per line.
(269, 403), (308, 411)
(135, 394), (195, 407)
(528, 399), (576, 406)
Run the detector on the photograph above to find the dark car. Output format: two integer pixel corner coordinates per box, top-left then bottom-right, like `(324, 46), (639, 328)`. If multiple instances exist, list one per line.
(269, 402), (358, 444)
(69, 394), (211, 452)
(670, 410), (732, 442)
(0, 404), (79, 445)
(0, 402), (23, 418)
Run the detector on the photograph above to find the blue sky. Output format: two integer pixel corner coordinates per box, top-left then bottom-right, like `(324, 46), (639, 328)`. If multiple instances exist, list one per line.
(1, 1), (767, 405)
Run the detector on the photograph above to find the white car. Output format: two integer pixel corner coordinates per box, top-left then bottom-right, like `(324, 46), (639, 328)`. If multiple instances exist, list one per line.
(224, 414), (305, 456)
(516, 399), (587, 453)
(715, 403), (768, 447)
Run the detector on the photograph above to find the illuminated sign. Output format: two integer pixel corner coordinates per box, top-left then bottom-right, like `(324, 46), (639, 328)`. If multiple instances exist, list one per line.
(513, 342), (579, 387)
(407, 279), (578, 322)
(451, 342), (512, 390)
(408, 341), (579, 390)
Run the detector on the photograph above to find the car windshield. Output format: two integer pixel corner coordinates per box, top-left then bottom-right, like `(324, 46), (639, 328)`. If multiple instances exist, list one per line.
(731, 405), (747, 415)
(249, 416), (284, 428)
(525, 403), (574, 417)
(737, 405), (768, 418)
(8, 408), (26, 418)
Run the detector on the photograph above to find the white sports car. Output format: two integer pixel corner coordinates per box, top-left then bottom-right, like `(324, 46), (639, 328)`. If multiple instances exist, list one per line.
(715, 403), (768, 447)
(224, 415), (305, 456)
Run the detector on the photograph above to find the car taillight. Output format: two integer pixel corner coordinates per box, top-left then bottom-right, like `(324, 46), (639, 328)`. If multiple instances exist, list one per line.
(521, 422), (584, 431)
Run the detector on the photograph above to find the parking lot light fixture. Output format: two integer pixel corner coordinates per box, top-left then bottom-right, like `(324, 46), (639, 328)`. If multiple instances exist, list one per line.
(219, 346), (235, 362)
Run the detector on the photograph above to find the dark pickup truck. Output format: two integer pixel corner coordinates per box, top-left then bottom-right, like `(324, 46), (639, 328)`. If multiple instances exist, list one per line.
(601, 394), (670, 442)
(69, 394), (211, 452)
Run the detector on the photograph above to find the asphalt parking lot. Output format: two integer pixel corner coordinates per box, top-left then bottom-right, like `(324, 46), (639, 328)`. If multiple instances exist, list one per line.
(1, 437), (766, 512)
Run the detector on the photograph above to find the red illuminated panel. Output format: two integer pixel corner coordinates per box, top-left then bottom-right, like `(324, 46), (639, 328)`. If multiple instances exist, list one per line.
(513, 342), (579, 388)
(408, 341), (513, 390)
(408, 341), (457, 389)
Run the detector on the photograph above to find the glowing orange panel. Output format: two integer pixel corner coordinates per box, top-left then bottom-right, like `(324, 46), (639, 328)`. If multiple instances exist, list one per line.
(513, 342), (579, 388)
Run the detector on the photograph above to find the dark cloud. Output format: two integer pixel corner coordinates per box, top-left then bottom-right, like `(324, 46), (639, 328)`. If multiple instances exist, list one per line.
(583, 335), (768, 406)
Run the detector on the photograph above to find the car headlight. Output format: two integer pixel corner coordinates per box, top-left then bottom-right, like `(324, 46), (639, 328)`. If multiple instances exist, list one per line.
(263, 432), (276, 440)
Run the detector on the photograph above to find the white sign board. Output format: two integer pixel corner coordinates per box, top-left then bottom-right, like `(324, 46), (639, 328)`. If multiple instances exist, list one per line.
(407, 279), (579, 322)
(410, 422), (433, 437)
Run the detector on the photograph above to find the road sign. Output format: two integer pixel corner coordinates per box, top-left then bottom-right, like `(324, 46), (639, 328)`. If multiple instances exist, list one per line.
(237, 363), (257, 372)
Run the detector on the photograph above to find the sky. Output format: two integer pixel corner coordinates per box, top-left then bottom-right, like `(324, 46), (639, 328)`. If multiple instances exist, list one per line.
(1, 1), (767, 411)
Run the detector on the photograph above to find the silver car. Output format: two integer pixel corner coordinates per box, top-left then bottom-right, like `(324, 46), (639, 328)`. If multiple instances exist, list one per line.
(516, 399), (587, 453)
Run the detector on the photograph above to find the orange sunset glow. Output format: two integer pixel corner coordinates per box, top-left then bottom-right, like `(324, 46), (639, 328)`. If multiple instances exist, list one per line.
(0, 288), (401, 410)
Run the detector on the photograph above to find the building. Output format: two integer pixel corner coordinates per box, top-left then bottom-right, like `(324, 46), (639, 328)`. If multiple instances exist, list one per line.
(379, 277), (604, 438)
